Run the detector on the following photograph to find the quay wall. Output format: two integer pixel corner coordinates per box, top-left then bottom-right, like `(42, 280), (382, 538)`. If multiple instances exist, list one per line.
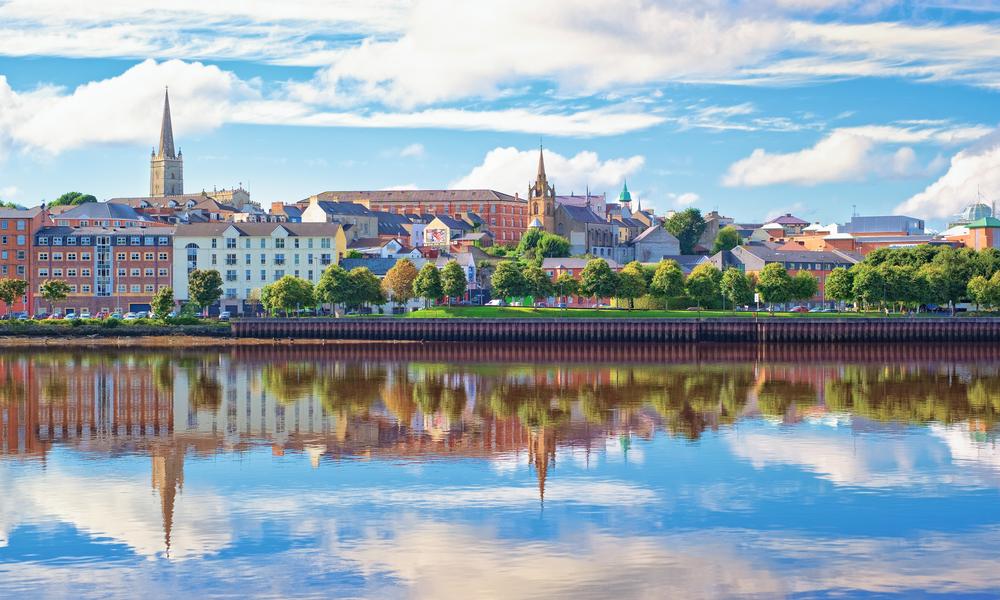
(232, 317), (1000, 344)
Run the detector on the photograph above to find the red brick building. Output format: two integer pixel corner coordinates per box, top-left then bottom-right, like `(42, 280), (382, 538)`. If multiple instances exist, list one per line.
(0, 208), (50, 313)
(32, 226), (174, 315)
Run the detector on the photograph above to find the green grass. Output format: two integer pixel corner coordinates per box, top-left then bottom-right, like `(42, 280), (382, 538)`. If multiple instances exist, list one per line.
(403, 306), (920, 319)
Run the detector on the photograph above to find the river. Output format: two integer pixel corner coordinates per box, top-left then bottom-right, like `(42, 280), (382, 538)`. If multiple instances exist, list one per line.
(1, 343), (999, 598)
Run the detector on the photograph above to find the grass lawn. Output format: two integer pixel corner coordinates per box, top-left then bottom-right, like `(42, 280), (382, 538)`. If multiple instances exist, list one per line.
(403, 306), (917, 319)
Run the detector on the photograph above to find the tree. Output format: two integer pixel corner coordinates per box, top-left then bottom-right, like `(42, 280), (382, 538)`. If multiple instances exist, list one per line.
(850, 264), (886, 310)
(825, 267), (855, 307)
(789, 271), (819, 304)
(516, 227), (543, 255)
(711, 225), (741, 254)
(491, 260), (528, 300)
(262, 275), (314, 316)
(441, 260), (468, 304)
(616, 261), (647, 310)
(969, 275), (991, 310)
(580, 259), (618, 305)
(49, 191), (97, 207)
(348, 267), (385, 309)
(756, 263), (793, 313)
(536, 233), (571, 258)
(881, 264), (919, 311)
(315, 264), (353, 312)
(554, 272), (579, 303)
(685, 263), (722, 309)
(664, 208), (707, 255)
(720, 268), (753, 309)
(413, 263), (443, 308)
(931, 248), (975, 312)
(0, 278), (27, 315)
(187, 269), (223, 316)
(151, 287), (175, 319)
(0, 200), (23, 210)
(38, 279), (71, 315)
(382, 259), (419, 308)
(524, 265), (555, 300)
(916, 263), (950, 309)
(649, 259), (685, 309)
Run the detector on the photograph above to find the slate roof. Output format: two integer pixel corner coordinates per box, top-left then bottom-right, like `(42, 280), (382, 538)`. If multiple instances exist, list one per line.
(57, 202), (152, 221)
(308, 190), (521, 204)
(431, 215), (472, 231)
(560, 204), (605, 225)
(555, 194), (603, 207)
(315, 201), (373, 216)
(372, 211), (413, 236)
(338, 258), (399, 277)
(174, 222), (343, 237)
(35, 225), (175, 237)
(631, 225), (678, 244)
(0, 207), (42, 218)
(738, 245), (861, 264)
(767, 213), (810, 226)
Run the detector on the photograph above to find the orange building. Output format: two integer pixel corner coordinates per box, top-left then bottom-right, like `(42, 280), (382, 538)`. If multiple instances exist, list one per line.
(0, 207), (50, 314)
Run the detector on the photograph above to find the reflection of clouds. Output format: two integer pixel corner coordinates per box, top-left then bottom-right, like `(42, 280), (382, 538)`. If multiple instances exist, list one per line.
(0, 461), (231, 560)
(728, 426), (953, 488)
(931, 424), (1000, 471)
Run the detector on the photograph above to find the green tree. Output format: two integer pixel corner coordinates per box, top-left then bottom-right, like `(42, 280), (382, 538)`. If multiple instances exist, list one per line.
(315, 264), (353, 312)
(664, 208), (707, 255)
(580, 259), (618, 305)
(685, 263), (722, 309)
(515, 228), (543, 255)
(441, 260), (468, 304)
(38, 279), (71, 315)
(348, 267), (385, 309)
(720, 268), (753, 309)
(413, 263), (443, 308)
(536, 233), (571, 258)
(975, 248), (1000, 280)
(151, 287), (175, 319)
(382, 259), (419, 308)
(0, 200), (23, 210)
(825, 267), (855, 307)
(262, 276), (314, 316)
(491, 260), (528, 300)
(615, 261), (647, 310)
(649, 259), (685, 309)
(881, 264), (919, 311)
(850, 264), (886, 310)
(931, 247), (975, 312)
(756, 263), (793, 313)
(49, 191), (97, 207)
(187, 269), (223, 316)
(554, 272), (579, 303)
(789, 271), (819, 304)
(0, 278), (28, 315)
(524, 264), (555, 300)
(711, 225), (741, 254)
(969, 275), (990, 310)
(916, 263), (950, 308)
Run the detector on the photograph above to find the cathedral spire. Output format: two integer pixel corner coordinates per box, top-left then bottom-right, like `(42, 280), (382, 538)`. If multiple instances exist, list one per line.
(158, 87), (176, 159)
(536, 143), (546, 183)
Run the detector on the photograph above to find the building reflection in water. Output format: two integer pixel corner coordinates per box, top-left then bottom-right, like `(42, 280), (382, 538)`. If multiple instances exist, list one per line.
(4, 343), (1000, 556)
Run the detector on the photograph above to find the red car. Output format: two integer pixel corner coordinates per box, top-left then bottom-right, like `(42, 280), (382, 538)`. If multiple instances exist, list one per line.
(790, 306), (810, 313)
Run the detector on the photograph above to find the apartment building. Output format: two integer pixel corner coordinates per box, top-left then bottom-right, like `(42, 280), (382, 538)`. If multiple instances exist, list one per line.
(0, 208), (48, 313)
(173, 222), (347, 315)
(32, 226), (174, 315)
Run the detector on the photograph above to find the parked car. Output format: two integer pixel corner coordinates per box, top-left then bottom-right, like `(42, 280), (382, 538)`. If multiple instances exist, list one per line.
(790, 306), (810, 313)
(33, 312), (48, 320)
(485, 299), (506, 306)
(533, 302), (548, 308)
(47, 313), (63, 320)
(95, 311), (109, 319)
(79, 309), (92, 319)
(110, 312), (123, 320)
(123, 312), (138, 320)
(218, 310), (231, 321)
(686, 306), (705, 311)
(135, 311), (149, 319)
(557, 302), (568, 309)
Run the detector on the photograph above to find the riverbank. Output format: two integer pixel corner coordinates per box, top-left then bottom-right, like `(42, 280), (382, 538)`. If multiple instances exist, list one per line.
(405, 306), (919, 319)
(0, 321), (230, 338)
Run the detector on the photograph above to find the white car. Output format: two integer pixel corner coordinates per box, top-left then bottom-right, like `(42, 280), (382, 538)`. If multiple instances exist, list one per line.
(79, 309), (92, 319)
(123, 312), (139, 320)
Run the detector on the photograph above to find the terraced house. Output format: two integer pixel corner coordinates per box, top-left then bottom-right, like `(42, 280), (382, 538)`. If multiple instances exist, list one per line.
(32, 226), (174, 316)
(172, 222), (347, 315)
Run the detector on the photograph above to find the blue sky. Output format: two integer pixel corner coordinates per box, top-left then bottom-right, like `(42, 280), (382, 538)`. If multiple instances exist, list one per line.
(0, 1), (997, 229)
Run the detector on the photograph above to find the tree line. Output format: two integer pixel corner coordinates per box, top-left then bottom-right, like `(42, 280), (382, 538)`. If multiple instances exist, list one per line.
(823, 246), (1000, 312)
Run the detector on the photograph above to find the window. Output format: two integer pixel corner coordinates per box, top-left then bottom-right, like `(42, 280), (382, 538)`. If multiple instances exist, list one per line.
(211, 238), (218, 249)
(130, 284), (141, 293)
(144, 284), (154, 292)
(155, 252), (166, 261)
(38, 237), (48, 245)
(211, 254), (217, 266)
(52, 252), (63, 261)
(65, 237), (76, 246)
(275, 238), (285, 249)
(67, 252), (77, 261)
(294, 254), (300, 265)
(80, 237), (91, 246)
(245, 269), (252, 281)
(225, 253), (237, 266)
(144, 268), (154, 277)
(225, 288), (237, 299)
(53, 237), (63, 245)
(274, 254), (285, 265)
(117, 268), (126, 277)
(67, 268), (77, 277)
(158, 237), (168, 245)
(16, 220), (25, 231)
(82, 268), (91, 277)
(118, 284), (127, 292)
(244, 254), (251, 265)
(260, 269), (267, 281)
(320, 254), (331, 265)
(226, 237), (237, 249)
(244, 238), (251, 249)
(158, 268), (168, 277)
(144, 252), (153, 261)
(16, 250), (24, 260)
(320, 239), (331, 249)
(131, 268), (141, 277)
(38, 268), (48, 277)
(130, 252), (140, 261)
(117, 252), (126, 261)
(52, 268), (62, 277)
(260, 255), (267, 265)
(274, 269), (284, 279)
(81, 284), (91, 293)
(37, 252), (48, 261)
(307, 239), (314, 249)
(116, 236), (126, 245)
(16, 235), (25, 246)
(260, 238), (266, 249)
(293, 238), (300, 249)
(307, 254), (314, 265)
(226, 270), (237, 282)
(68, 284), (77, 293)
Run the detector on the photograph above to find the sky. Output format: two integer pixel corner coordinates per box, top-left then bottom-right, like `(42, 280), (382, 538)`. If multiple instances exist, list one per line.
(0, 0), (997, 230)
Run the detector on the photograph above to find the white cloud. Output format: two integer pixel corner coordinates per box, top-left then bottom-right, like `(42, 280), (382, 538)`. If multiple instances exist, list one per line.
(667, 192), (700, 207)
(0, 185), (18, 199)
(894, 130), (1000, 219)
(399, 143), (425, 158)
(722, 124), (989, 187)
(449, 146), (644, 195)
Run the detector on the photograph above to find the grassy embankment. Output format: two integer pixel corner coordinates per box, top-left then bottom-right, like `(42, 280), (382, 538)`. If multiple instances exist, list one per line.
(0, 317), (230, 337)
(404, 306), (927, 319)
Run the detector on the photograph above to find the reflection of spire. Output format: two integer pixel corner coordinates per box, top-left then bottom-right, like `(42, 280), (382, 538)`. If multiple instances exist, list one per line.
(528, 428), (556, 504)
(152, 448), (185, 557)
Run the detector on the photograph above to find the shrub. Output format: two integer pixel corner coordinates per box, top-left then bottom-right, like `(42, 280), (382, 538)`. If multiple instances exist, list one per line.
(102, 318), (120, 328)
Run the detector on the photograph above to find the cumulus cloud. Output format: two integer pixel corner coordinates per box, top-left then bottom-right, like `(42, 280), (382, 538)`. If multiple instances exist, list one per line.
(449, 146), (644, 195)
(894, 130), (1000, 219)
(399, 143), (425, 158)
(722, 124), (989, 187)
(667, 192), (700, 207)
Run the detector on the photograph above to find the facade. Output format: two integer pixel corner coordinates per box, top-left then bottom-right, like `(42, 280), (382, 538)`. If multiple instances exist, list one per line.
(300, 198), (378, 241)
(945, 217), (1000, 250)
(841, 215), (924, 235)
(32, 226), (173, 315)
(172, 222), (347, 315)
(150, 89), (183, 197)
(0, 208), (48, 313)
(51, 202), (163, 229)
(304, 189), (528, 245)
(627, 225), (681, 262)
(715, 245), (861, 304)
(423, 216), (471, 247)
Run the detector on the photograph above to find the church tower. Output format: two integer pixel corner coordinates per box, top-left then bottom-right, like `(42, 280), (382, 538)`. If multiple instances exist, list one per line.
(528, 145), (556, 233)
(150, 88), (183, 197)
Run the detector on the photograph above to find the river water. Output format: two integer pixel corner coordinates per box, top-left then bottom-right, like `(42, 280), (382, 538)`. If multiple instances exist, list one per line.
(2, 343), (1000, 599)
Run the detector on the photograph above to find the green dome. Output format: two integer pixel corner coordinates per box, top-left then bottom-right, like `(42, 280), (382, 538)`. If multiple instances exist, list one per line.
(618, 180), (632, 203)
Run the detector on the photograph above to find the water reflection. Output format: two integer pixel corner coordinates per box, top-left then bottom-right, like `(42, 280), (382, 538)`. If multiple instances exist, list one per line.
(2, 344), (1000, 598)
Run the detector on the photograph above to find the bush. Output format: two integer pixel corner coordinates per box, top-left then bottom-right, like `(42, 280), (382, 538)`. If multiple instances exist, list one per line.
(102, 318), (119, 328)
(69, 318), (83, 327)
(164, 316), (203, 326)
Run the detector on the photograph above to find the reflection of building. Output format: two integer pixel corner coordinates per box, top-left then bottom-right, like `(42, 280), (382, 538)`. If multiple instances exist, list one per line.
(152, 448), (185, 556)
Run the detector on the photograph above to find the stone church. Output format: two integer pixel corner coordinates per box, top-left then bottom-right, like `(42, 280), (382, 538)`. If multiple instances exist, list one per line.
(150, 89), (184, 197)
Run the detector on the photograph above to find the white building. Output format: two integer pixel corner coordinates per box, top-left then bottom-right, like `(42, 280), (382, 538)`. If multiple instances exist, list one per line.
(173, 222), (347, 314)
